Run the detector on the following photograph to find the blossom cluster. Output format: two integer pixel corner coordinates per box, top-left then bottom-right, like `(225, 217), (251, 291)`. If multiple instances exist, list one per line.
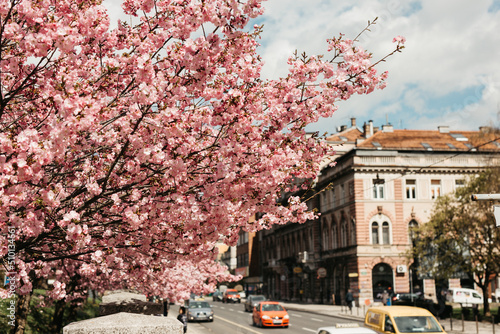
(0, 0), (402, 304)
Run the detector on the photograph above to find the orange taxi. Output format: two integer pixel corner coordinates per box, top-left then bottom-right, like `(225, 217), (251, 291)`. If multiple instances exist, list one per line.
(252, 301), (289, 328)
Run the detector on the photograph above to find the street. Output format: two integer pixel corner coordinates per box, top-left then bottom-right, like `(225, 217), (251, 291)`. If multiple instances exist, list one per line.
(170, 300), (364, 334)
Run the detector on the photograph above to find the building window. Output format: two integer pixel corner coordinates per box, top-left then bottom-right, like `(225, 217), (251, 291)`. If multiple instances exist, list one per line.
(351, 218), (356, 245)
(373, 179), (385, 199)
(322, 221), (330, 251)
(341, 218), (347, 248)
(430, 180), (441, 199)
(455, 179), (465, 189)
(405, 179), (416, 199)
(308, 229), (313, 253)
(372, 222), (379, 244)
(372, 220), (391, 245)
(340, 184), (346, 204)
(382, 222), (390, 244)
(332, 223), (338, 249)
(408, 220), (418, 245)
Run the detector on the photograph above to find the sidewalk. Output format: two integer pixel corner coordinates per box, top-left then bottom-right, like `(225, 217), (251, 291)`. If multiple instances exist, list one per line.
(280, 301), (499, 334)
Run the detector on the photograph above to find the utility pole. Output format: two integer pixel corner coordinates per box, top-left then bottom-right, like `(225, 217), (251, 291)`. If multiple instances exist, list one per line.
(471, 194), (500, 227)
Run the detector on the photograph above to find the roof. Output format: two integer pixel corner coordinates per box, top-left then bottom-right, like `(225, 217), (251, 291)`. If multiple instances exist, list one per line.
(356, 130), (500, 152)
(317, 323), (377, 333)
(366, 305), (435, 316)
(326, 128), (364, 143)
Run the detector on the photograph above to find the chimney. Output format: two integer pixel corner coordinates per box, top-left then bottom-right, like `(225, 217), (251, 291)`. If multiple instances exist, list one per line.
(340, 125), (347, 131)
(438, 126), (449, 133)
(363, 122), (371, 138)
(351, 117), (356, 127)
(382, 124), (394, 133)
(369, 120), (374, 137)
(479, 126), (491, 133)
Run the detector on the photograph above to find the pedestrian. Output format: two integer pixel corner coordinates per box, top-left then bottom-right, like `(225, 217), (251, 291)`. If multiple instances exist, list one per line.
(382, 290), (389, 305)
(387, 287), (394, 306)
(345, 289), (354, 311)
(163, 299), (169, 317)
(177, 306), (187, 333)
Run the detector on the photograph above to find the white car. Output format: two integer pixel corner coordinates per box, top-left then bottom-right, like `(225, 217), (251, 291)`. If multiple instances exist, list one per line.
(317, 323), (377, 334)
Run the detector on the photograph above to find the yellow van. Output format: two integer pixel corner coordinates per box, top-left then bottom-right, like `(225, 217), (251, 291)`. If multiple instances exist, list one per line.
(364, 306), (447, 334)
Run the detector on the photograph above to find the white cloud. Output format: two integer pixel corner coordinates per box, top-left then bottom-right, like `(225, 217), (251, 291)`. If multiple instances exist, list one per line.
(101, 0), (500, 132)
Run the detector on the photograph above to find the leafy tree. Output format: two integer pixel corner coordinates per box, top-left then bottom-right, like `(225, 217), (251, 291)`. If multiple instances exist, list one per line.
(412, 168), (500, 316)
(0, 0), (403, 332)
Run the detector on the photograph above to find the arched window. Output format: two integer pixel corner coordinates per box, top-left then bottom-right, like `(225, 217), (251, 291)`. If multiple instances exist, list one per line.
(372, 222), (379, 244)
(341, 218), (347, 247)
(332, 222), (338, 249)
(351, 218), (356, 245)
(408, 220), (419, 245)
(309, 228), (314, 253)
(382, 222), (390, 244)
(322, 220), (330, 251)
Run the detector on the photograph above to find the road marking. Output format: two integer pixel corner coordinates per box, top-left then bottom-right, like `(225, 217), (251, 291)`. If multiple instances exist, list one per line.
(229, 308), (234, 311)
(302, 328), (316, 332)
(291, 313), (302, 317)
(214, 315), (262, 334)
(311, 318), (323, 322)
(238, 311), (245, 314)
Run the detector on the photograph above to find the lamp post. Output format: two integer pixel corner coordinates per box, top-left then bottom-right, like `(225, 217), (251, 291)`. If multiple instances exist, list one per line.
(471, 194), (500, 227)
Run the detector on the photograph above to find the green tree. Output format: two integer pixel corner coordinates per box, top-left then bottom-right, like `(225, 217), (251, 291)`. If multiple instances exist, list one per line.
(411, 168), (500, 316)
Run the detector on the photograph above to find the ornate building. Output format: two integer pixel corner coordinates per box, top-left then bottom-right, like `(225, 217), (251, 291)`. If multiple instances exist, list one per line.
(259, 119), (500, 305)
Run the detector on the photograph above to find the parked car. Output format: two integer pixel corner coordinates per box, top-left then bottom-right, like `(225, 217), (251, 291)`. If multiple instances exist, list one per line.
(392, 293), (420, 303)
(493, 288), (500, 302)
(252, 301), (289, 328)
(317, 323), (377, 334)
(187, 300), (214, 322)
(212, 290), (222, 302)
(446, 288), (483, 307)
(222, 289), (241, 303)
(244, 294), (266, 312)
(364, 306), (447, 334)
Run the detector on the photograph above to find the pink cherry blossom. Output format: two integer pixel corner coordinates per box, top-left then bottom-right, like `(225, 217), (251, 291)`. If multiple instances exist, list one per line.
(0, 0), (403, 328)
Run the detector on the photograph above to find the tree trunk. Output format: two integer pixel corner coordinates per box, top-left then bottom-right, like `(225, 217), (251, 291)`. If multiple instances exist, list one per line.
(50, 299), (66, 334)
(481, 284), (490, 317)
(12, 292), (32, 334)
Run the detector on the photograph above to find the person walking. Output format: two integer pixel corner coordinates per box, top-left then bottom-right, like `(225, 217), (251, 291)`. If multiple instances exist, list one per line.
(177, 306), (187, 333)
(163, 299), (169, 317)
(345, 289), (354, 311)
(382, 290), (389, 306)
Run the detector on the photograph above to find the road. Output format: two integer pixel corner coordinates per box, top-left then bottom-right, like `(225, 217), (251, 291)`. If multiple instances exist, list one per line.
(172, 300), (364, 334)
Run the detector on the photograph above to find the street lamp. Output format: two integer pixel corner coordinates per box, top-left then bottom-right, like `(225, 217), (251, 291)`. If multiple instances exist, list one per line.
(471, 194), (500, 227)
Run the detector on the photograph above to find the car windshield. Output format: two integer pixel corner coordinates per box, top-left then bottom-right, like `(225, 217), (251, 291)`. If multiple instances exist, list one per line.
(252, 296), (266, 302)
(261, 304), (284, 312)
(227, 291), (238, 295)
(393, 316), (443, 333)
(189, 302), (210, 309)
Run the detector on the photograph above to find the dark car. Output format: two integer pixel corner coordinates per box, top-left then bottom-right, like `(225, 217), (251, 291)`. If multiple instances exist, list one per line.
(212, 290), (222, 302)
(187, 300), (214, 322)
(392, 293), (451, 318)
(245, 294), (267, 312)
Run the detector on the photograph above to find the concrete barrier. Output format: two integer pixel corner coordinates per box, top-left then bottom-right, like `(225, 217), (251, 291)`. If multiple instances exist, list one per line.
(63, 312), (182, 334)
(99, 291), (162, 316)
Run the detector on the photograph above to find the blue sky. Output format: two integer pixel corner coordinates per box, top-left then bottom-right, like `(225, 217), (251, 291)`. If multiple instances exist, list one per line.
(104, 0), (500, 136)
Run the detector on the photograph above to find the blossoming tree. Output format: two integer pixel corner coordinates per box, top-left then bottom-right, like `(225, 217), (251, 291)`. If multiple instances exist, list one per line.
(0, 0), (403, 332)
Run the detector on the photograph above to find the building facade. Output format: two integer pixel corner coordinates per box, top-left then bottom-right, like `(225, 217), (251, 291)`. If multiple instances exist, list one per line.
(260, 119), (500, 305)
